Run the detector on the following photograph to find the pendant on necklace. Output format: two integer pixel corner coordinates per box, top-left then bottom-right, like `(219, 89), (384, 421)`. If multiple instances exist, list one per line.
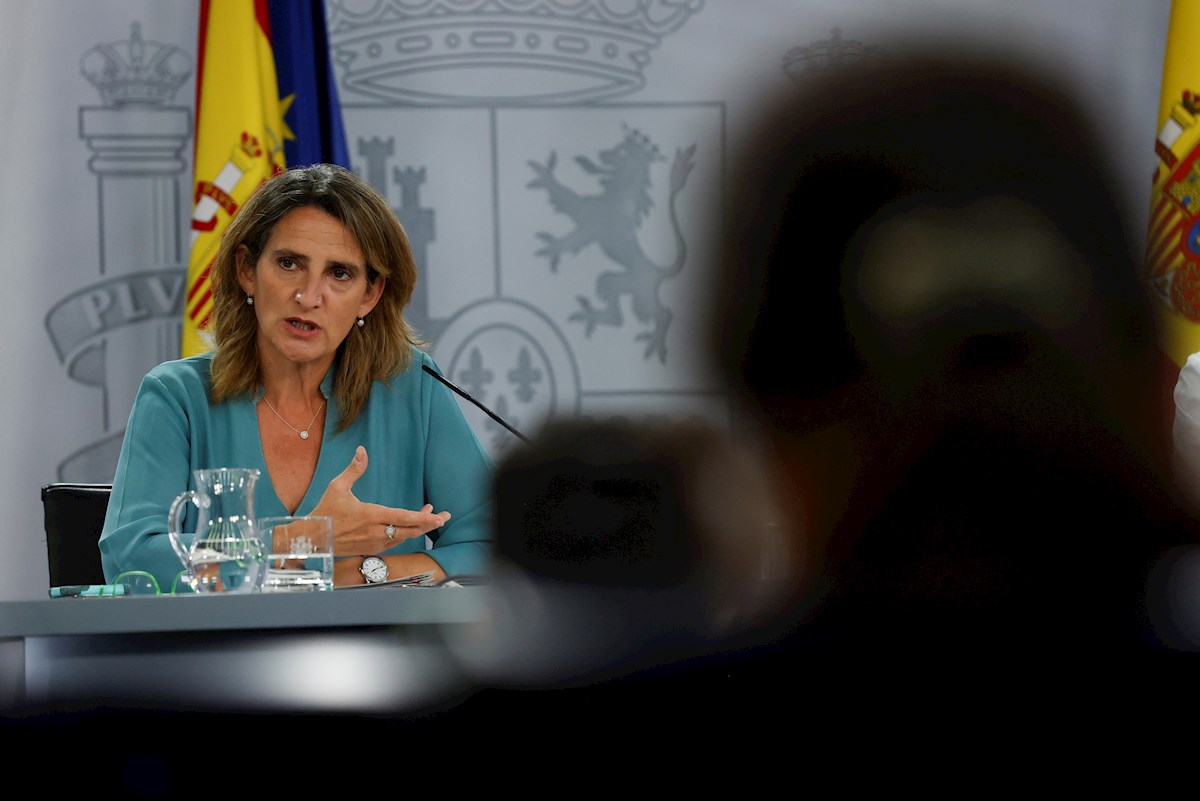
(261, 396), (325, 441)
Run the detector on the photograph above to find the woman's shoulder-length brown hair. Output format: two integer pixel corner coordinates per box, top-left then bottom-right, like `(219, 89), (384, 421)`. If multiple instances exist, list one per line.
(207, 163), (424, 430)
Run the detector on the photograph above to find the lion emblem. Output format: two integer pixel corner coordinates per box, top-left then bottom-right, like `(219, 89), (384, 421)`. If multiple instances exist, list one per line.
(527, 125), (696, 362)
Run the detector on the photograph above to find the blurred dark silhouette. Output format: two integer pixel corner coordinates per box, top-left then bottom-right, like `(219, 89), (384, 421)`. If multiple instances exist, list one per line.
(448, 415), (785, 689)
(435, 46), (1200, 742)
(701, 42), (1200, 711)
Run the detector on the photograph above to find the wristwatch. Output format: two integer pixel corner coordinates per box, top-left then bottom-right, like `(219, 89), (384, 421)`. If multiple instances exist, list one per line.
(359, 555), (389, 584)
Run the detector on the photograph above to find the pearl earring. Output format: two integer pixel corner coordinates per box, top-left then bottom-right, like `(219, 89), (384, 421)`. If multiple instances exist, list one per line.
(246, 295), (254, 306)
(357, 317), (365, 328)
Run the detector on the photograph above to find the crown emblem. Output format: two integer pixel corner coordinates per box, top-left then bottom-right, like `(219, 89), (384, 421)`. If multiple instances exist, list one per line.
(326, 0), (704, 104)
(622, 123), (664, 162)
(81, 22), (191, 107)
(782, 27), (885, 81)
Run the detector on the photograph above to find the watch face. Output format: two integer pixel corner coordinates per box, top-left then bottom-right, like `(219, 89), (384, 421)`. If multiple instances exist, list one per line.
(361, 556), (389, 583)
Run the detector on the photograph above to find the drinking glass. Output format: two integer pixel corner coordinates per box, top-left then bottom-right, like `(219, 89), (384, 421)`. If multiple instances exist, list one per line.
(260, 516), (335, 592)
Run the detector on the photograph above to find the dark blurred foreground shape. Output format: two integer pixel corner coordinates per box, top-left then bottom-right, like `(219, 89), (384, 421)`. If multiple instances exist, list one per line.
(699, 40), (1200, 710)
(438, 43), (1200, 732)
(445, 415), (787, 689)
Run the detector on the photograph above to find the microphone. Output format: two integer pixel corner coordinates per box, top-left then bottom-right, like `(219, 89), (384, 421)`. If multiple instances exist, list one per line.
(422, 364), (530, 443)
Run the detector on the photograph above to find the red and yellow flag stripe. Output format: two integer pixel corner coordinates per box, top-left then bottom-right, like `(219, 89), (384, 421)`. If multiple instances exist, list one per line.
(183, 0), (288, 358)
(1149, 0), (1200, 369)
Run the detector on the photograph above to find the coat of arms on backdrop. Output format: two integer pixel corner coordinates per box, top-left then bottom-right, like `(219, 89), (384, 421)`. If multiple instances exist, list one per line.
(327, 0), (716, 458)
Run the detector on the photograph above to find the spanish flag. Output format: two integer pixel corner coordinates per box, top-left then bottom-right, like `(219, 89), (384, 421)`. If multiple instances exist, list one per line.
(183, 0), (348, 358)
(1148, 0), (1200, 373)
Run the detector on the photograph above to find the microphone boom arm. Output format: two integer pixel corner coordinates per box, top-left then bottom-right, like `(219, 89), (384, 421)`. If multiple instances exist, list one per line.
(422, 364), (530, 443)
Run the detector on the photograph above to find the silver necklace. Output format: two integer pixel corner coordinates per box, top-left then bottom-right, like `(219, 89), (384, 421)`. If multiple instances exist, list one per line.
(261, 396), (325, 440)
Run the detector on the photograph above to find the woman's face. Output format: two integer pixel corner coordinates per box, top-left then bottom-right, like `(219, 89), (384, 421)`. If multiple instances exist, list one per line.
(237, 206), (384, 375)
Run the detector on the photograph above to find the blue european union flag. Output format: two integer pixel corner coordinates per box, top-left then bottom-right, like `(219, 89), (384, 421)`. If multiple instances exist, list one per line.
(268, 0), (349, 168)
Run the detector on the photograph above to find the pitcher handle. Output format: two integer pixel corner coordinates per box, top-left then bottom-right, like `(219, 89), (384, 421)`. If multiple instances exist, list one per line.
(167, 490), (198, 568)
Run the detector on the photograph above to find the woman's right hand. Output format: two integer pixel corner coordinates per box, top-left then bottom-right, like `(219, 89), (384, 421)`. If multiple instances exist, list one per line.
(311, 445), (451, 556)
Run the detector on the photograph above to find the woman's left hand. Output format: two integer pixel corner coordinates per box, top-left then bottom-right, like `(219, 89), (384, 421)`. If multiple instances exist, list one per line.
(311, 445), (451, 555)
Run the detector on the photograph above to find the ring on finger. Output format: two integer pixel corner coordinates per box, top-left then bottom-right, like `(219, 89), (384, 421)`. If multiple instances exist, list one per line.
(385, 524), (396, 540)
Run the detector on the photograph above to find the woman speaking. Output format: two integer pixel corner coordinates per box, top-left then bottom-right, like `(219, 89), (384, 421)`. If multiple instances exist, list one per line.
(99, 164), (494, 589)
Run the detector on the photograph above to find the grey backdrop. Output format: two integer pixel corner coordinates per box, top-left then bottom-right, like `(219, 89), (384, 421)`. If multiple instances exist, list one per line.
(0, 0), (1172, 600)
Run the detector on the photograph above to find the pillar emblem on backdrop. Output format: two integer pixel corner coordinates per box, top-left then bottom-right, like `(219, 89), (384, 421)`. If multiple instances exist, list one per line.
(44, 23), (191, 481)
(326, 0), (712, 459)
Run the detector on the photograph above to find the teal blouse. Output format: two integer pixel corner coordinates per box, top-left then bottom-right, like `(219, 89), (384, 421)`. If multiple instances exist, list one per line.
(99, 349), (495, 590)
